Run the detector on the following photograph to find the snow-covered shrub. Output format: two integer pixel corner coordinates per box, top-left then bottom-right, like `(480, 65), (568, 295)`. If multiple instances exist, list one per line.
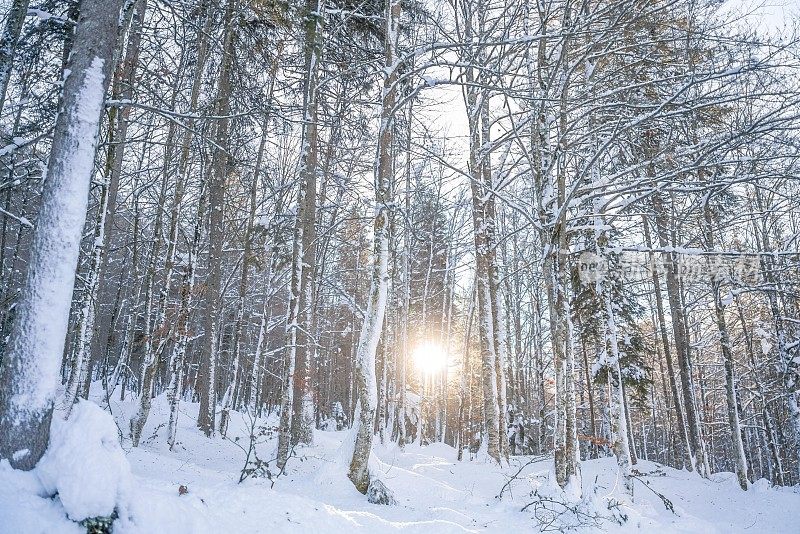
(367, 478), (397, 505)
(518, 476), (629, 532)
(36, 400), (131, 522)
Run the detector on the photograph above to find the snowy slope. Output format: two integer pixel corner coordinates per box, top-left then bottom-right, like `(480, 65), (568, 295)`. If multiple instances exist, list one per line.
(2, 394), (799, 533)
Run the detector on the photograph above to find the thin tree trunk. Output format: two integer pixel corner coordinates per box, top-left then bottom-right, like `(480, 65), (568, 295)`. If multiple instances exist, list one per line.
(0, 0), (30, 116)
(704, 202), (748, 489)
(348, 0), (398, 493)
(277, 0), (323, 465)
(652, 192), (708, 476)
(197, 0), (236, 437)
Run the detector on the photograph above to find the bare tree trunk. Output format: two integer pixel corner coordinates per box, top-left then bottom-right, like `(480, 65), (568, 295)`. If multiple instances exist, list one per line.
(277, 0), (323, 465)
(0, 0), (30, 116)
(197, 0), (235, 437)
(643, 214), (692, 470)
(219, 113), (271, 436)
(703, 202), (749, 489)
(348, 0), (398, 494)
(652, 192), (708, 476)
(0, 0), (124, 470)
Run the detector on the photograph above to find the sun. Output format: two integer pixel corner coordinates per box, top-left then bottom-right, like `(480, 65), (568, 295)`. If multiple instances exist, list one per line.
(412, 341), (448, 375)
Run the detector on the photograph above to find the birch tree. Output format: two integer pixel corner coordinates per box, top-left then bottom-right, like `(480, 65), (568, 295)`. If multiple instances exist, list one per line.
(348, 0), (399, 494)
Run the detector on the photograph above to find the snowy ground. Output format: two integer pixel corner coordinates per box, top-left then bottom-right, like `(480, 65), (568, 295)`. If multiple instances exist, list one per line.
(2, 393), (799, 533)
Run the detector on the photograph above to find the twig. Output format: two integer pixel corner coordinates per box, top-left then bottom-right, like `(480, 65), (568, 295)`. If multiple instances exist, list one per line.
(630, 474), (676, 514)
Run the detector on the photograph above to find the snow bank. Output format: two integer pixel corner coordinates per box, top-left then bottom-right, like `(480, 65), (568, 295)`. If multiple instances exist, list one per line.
(0, 460), (82, 533)
(6, 393), (800, 533)
(36, 400), (131, 521)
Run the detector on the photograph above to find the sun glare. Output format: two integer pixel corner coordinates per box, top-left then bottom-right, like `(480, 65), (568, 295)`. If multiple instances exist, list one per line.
(412, 341), (448, 375)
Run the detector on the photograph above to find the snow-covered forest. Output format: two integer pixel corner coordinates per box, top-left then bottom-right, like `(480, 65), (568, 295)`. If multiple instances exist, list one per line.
(1, 0), (800, 532)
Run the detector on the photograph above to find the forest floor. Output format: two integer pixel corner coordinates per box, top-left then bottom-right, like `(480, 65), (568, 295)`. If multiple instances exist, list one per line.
(2, 391), (799, 533)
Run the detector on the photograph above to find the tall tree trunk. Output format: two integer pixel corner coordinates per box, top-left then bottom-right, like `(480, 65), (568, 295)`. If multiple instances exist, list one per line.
(197, 0), (235, 437)
(704, 201), (748, 489)
(652, 192), (708, 477)
(0, 0), (124, 470)
(0, 0), (30, 116)
(348, 0), (398, 494)
(277, 0), (323, 465)
(549, 2), (581, 493)
(643, 214), (691, 470)
(463, 26), (502, 463)
(64, 0), (148, 411)
(290, 3), (321, 444)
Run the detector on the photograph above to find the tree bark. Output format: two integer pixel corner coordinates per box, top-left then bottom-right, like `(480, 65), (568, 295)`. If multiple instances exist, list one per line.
(651, 192), (708, 477)
(0, 0), (30, 116)
(348, 0), (398, 493)
(197, 0), (235, 437)
(0, 0), (124, 470)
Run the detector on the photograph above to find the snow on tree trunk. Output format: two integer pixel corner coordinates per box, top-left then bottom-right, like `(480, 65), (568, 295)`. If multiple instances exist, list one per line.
(197, 0), (235, 438)
(463, 23), (503, 462)
(603, 292), (633, 494)
(483, 104), (510, 462)
(704, 201), (749, 489)
(652, 192), (709, 477)
(290, 2), (320, 445)
(348, 184), (390, 493)
(278, 0), (322, 464)
(73, 0), (148, 404)
(348, 0), (398, 494)
(469, 139), (501, 464)
(0, 0), (124, 470)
